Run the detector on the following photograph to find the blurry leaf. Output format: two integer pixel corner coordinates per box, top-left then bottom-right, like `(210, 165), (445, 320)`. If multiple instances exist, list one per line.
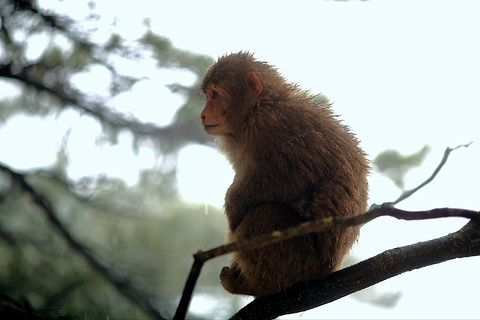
(139, 30), (214, 77)
(314, 93), (330, 105)
(353, 286), (402, 308)
(373, 145), (430, 189)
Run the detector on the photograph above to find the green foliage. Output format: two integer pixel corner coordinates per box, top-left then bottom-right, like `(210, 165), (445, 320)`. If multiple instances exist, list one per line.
(139, 31), (214, 78)
(0, 0), (233, 318)
(0, 168), (233, 318)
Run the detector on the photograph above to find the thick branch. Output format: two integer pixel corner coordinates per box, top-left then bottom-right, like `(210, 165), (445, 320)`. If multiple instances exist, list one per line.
(0, 162), (169, 320)
(174, 206), (479, 319)
(232, 219), (480, 319)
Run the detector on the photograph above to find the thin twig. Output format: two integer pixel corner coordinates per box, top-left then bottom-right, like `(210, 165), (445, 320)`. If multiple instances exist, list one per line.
(391, 142), (473, 205)
(199, 206), (479, 261)
(0, 162), (169, 320)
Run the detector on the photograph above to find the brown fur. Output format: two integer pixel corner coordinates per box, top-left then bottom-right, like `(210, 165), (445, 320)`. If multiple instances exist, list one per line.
(200, 52), (369, 296)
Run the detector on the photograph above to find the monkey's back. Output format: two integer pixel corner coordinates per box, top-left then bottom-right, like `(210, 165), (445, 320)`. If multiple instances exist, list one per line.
(226, 96), (369, 215)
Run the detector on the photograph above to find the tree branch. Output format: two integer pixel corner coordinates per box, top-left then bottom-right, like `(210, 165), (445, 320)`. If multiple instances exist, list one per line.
(174, 142), (476, 319)
(231, 218), (480, 319)
(174, 206), (479, 319)
(1, 0), (213, 149)
(0, 60), (210, 148)
(0, 162), (169, 320)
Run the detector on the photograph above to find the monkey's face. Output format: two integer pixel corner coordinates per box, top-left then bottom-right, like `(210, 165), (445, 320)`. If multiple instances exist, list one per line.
(200, 71), (263, 137)
(200, 84), (234, 136)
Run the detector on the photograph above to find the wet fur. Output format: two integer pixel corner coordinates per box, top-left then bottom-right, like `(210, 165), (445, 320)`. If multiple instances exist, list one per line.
(202, 52), (369, 296)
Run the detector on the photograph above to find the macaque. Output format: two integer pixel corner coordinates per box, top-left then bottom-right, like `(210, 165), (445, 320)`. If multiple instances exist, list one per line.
(200, 52), (369, 297)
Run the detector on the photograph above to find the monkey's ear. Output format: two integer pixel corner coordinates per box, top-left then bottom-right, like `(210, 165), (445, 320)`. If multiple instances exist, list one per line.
(245, 72), (262, 97)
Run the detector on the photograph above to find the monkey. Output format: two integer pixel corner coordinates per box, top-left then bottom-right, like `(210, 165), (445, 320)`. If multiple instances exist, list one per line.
(200, 52), (369, 297)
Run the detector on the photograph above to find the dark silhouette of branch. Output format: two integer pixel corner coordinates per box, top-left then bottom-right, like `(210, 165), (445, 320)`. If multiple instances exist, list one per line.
(231, 218), (480, 319)
(174, 206), (479, 319)
(0, 162), (169, 320)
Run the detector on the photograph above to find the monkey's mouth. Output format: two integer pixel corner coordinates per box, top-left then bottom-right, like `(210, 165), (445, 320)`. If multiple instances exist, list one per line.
(204, 124), (219, 130)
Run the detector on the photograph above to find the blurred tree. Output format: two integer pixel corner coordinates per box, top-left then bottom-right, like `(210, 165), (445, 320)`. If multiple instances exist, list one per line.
(0, 0), (235, 319)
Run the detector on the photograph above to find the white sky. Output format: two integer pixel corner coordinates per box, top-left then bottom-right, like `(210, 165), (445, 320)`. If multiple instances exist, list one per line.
(1, 0), (479, 318)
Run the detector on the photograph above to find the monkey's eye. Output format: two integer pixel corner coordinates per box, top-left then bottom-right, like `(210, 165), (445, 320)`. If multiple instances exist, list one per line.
(207, 89), (219, 100)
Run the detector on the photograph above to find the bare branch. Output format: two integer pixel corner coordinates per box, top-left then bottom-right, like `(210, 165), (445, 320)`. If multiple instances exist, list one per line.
(391, 142), (473, 205)
(202, 207), (479, 261)
(174, 206), (479, 319)
(231, 219), (480, 319)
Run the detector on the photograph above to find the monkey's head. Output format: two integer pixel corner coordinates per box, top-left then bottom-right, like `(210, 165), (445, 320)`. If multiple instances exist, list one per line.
(200, 52), (288, 137)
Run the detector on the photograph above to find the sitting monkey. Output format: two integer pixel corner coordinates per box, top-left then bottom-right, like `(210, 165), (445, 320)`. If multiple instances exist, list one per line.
(200, 52), (369, 296)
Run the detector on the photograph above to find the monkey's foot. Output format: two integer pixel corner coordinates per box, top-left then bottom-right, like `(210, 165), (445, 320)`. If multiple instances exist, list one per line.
(220, 266), (231, 280)
(220, 264), (241, 282)
(220, 264), (251, 295)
